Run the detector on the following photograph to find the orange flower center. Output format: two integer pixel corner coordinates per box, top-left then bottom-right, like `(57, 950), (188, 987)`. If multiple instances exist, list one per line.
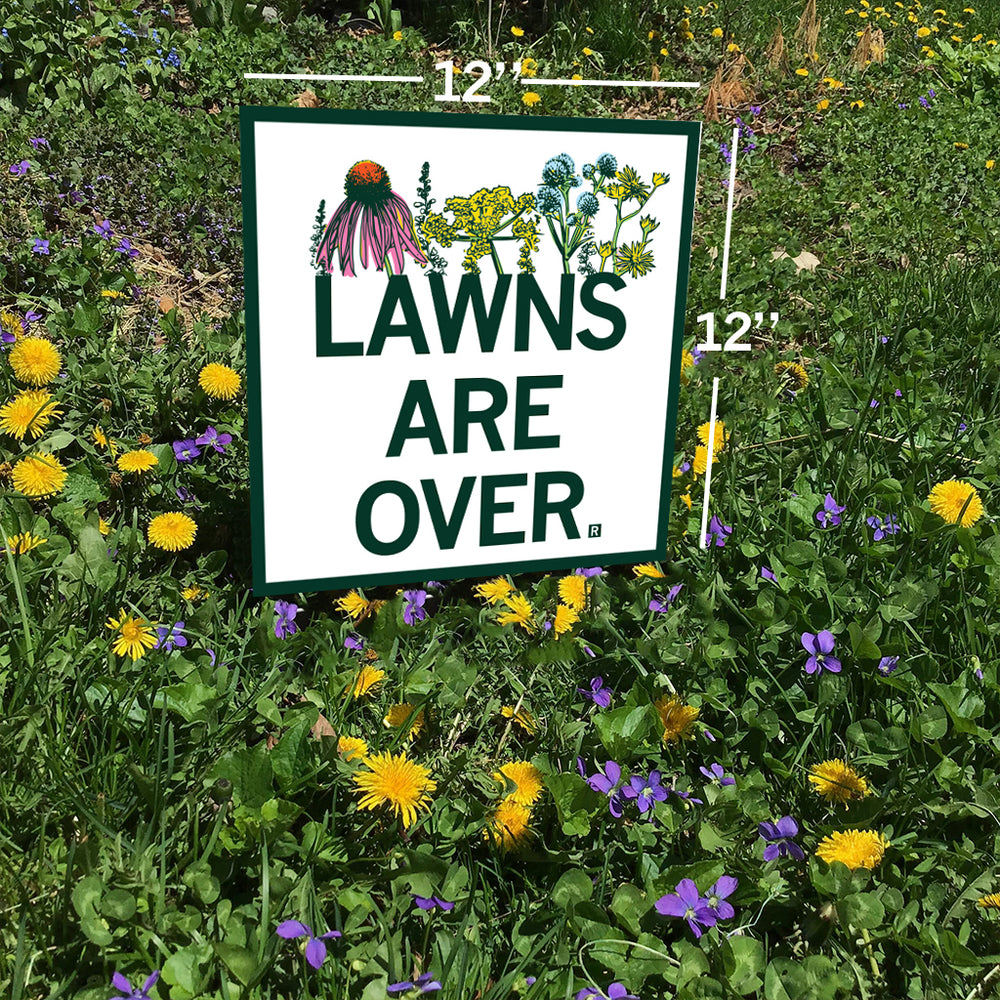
(344, 160), (392, 205)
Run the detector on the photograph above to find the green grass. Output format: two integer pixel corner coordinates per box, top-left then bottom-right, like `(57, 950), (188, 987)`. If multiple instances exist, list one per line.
(2, 0), (1000, 997)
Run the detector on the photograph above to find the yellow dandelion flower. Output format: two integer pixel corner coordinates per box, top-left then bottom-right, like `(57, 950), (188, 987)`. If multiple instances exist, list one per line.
(106, 608), (158, 661)
(475, 577), (513, 605)
(557, 574), (588, 611)
(181, 584), (206, 601)
(100, 289), (125, 298)
(0, 389), (62, 440)
(336, 589), (384, 621)
(553, 604), (579, 636)
(697, 420), (728, 449)
(511, 25), (524, 36)
(384, 703), (426, 740)
(692, 443), (719, 476)
(520, 57), (537, 77)
(198, 363), (241, 400)
(501, 705), (539, 735)
(727, 41), (740, 52)
(0, 309), (21, 337)
(928, 479), (984, 526)
(347, 664), (386, 698)
(954, 141), (969, 149)
(147, 511), (197, 551)
(497, 593), (536, 632)
(483, 798), (533, 851)
(978, 893), (1000, 910)
(9, 337), (62, 385)
(522, 91), (541, 106)
(12, 453), (67, 497)
(633, 562), (665, 578)
(774, 361), (810, 390)
(660, 46), (670, 55)
(796, 67), (810, 75)
(392, 29), (402, 39)
(4, 532), (47, 555)
(815, 829), (889, 869)
(817, 98), (831, 110)
(117, 449), (158, 474)
(571, 73), (583, 81)
(988, 160), (996, 169)
(93, 425), (108, 448)
(712, 26), (723, 36)
(585, 26), (594, 33)
(648, 30), (658, 39)
(681, 489), (693, 510)
(823, 76), (845, 87)
(850, 99), (866, 108)
(98, 517), (111, 536)
(655, 694), (700, 743)
(338, 736), (369, 760)
(808, 759), (871, 803)
(352, 750), (436, 829)
(493, 761), (544, 806)
(582, 46), (594, 56)
(680, 349), (695, 385)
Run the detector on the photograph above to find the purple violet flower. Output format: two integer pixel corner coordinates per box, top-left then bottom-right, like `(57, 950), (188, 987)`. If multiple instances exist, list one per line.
(704, 875), (738, 920)
(113, 236), (139, 258)
(578, 676), (613, 708)
(110, 970), (160, 1000)
(878, 655), (900, 676)
(760, 566), (776, 581)
(344, 634), (365, 652)
(654, 879), (717, 938)
(412, 894), (455, 912)
(94, 220), (113, 239)
(574, 566), (603, 577)
(10, 160), (29, 176)
(388, 973), (442, 994)
(621, 771), (669, 814)
(195, 425), (232, 454)
(575, 985), (638, 1000)
(866, 513), (900, 541)
(155, 621), (187, 652)
(759, 816), (805, 860)
(29, 137), (50, 150)
(172, 438), (201, 463)
(801, 630), (841, 674)
(587, 760), (626, 817)
(403, 589), (428, 625)
(816, 493), (846, 528)
(649, 583), (683, 612)
(705, 515), (732, 548)
(699, 762), (735, 786)
(275, 920), (342, 969)
(32, 238), (50, 255)
(274, 600), (299, 639)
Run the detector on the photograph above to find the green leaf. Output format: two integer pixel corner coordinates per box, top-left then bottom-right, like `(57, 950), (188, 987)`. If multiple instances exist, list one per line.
(71, 874), (102, 919)
(212, 942), (258, 986)
(77, 524), (117, 592)
(545, 772), (597, 837)
(838, 892), (884, 929)
(551, 869), (593, 910)
(847, 622), (880, 660)
(610, 884), (647, 936)
(270, 710), (314, 791)
(162, 943), (214, 994)
(728, 937), (765, 995)
(154, 682), (218, 724)
(100, 888), (137, 922)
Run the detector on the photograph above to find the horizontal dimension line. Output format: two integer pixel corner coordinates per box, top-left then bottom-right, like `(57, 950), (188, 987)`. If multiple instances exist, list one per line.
(244, 72), (425, 82)
(525, 77), (700, 88)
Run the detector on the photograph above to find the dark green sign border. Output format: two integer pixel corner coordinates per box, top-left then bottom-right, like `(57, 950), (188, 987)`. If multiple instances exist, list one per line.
(240, 106), (701, 596)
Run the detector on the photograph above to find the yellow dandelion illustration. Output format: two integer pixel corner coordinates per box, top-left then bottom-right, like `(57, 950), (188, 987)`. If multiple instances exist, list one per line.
(655, 694), (700, 743)
(928, 479), (985, 526)
(384, 703), (426, 740)
(106, 608), (158, 661)
(493, 761), (544, 806)
(815, 829), (889, 869)
(558, 574), (588, 611)
(9, 337), (62, 385)
(808, 759), (871, 804)
(497, 592), (536, 632)
(12, 453), (67, 497)
(0, 389), (62, 440)
(347, 665), (385, 698)
(474, 577), (513, 605)
(147, 512), (197, 551)
(198, 362), (241, 400)
(483, 798), (534, 852)
(4, 532), (47, 555)
(633, 562), (665, 578)
(352, 750), (436, 829)
(501, 705), (540, 735)
(117, 449), (158, 474)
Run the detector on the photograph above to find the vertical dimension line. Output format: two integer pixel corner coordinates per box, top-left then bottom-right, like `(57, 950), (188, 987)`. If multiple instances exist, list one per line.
(719, 125), (740, 301)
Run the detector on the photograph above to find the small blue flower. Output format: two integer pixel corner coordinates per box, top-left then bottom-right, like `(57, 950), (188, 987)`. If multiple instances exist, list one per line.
(535, 184), (562, 215)
(595, 152), (617, 176)
(575, 191), (599, 217)
(155, 622), (187, 653)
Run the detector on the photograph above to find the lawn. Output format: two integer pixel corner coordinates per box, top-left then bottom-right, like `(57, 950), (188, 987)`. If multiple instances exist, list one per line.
(1, 1), (999, 998)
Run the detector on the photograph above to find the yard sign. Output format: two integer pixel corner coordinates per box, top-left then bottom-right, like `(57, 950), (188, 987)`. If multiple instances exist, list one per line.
(241, 108), (700, 595)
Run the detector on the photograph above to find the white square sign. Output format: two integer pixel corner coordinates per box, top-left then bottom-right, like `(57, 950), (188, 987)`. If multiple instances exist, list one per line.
(241, 108), (701, 594)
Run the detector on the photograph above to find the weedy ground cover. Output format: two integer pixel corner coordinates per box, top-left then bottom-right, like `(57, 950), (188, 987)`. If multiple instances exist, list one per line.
(1, 0), (998, 998)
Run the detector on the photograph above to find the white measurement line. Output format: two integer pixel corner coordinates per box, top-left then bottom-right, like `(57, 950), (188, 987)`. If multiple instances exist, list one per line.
(699, 376), (721, 550)
(244, 72), (425, 82)
(525, 77), (700, 88)
(718, 125), (740, 300)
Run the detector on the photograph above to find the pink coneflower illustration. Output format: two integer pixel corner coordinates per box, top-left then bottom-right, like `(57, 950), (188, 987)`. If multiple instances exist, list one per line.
(316, 160), (427, 276)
